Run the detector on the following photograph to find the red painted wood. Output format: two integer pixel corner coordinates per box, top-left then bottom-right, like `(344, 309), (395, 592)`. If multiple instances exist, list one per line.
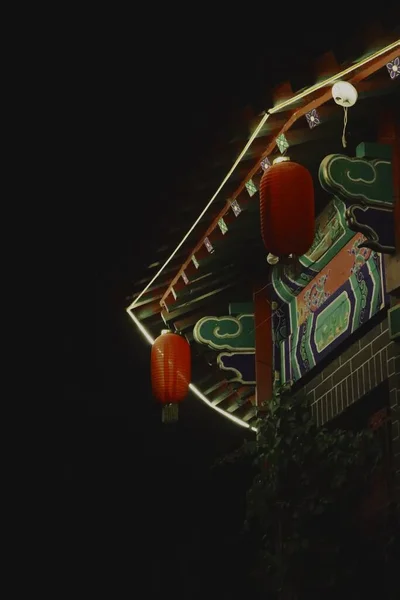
(378, 107), (400, 251)
(253, 283), (273, 407)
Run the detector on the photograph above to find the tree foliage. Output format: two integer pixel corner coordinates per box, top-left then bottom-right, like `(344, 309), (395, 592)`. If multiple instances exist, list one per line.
(218, 388), (396, 598)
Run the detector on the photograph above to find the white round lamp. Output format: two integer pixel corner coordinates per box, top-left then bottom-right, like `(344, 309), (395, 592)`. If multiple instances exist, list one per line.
(331, 81), (358, 148)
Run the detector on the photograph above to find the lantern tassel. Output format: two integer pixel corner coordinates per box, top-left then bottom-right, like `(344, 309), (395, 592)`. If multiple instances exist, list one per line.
(162, 403), (179, 424)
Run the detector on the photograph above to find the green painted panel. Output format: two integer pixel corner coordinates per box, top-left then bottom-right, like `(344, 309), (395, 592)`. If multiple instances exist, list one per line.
(193, 314), (255, 351)
(367, 258), (383, 317)
(388, 305), (400, 341)
(305, 315), (316, 370)
(319, 150), (393, 206)
(356, 142), (392, 160)
(272, 197), (353, 301)
(301, 197), (353, 269)
(229, 302), (254, 316)
(314, 291), (351, 353)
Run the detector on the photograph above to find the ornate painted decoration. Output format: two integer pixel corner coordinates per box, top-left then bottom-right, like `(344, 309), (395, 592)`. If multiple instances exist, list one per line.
(261, 156), (271, 172)
(231, 199), (242, 216)
(271, 197), (354, 305)
(193, 304), (256, 385)
(345, 204), (395, 253)
(245, 179), (257, 197)
(270, 197), (355, 385)
(194, 313), (255, 351)
(217, 352), (256, 384)
(306, 108), (320, 129)
(204, 237), (214, 253)
(319, 143), (395, 254)
(386, 56), (399, 79)
(218, 218), (228, 235)
(279, 235), (387, 384)
(276, 133), (289, 153)
(319, 147), (393, 206)
(271, 142), (394, 386)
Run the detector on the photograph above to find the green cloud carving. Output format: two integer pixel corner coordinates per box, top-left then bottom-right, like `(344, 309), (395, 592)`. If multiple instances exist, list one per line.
(319, 154), (393, 205)
(193, 314), (255, 351)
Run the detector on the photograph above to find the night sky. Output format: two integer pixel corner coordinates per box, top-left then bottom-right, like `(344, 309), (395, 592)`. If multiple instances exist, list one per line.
(64, 10), (394, 595)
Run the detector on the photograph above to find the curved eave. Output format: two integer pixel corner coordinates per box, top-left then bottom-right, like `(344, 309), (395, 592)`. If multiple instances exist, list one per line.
(127, 25), (399, 433)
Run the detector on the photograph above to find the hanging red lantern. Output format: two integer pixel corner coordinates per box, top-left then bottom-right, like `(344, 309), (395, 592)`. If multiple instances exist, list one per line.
(151, 330), (191, 423)
(259, 157), (315, 257)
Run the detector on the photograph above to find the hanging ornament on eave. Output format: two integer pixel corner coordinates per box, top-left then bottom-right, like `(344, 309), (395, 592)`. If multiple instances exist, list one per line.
(260, 156), (271, 172)
(386, 56), (399, 79)
(332, 81), (358, 148)
(276, 133), (289, 154)
(218, 217), (228, 235)
(245, 179), (257, 197)
(230, 199), (241, 217)
(151, 331), (191, 423)
(305, 108), (321, 129)
(260, 157), (315, 257)
(204, 237), (214, 253)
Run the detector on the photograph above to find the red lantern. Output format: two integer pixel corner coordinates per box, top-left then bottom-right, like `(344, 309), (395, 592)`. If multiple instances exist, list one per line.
(260, 157), (315, 257)
(151, 331), (191, 423)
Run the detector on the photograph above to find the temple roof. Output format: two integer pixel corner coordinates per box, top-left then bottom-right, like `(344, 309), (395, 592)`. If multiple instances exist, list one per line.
(127, 22), (399, 429)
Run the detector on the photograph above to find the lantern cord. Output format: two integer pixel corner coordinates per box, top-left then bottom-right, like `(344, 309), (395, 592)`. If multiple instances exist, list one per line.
(342, 106), (348, 148)
(253, 281), (273, 296)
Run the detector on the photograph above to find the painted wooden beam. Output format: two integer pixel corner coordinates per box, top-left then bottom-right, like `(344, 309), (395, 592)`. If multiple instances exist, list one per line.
(162, 268), (242, 312)
(128, 279), (171, 301)
(134, 299), (165, 321)
(170, 273), (212, 300)
(240, 402), (257, 422)
(203, 378), (229, 397)
(208, 381), (238, 404)
(216, 386), (255, 411)
(226, 392), (255, 414)
(127, 288), (165, 309)
(170, 265), (239, 304)
(233, 398), (257, 423)
(380, 106), (400, 296)
(161, 237), (259, 310)
(254, 282), (273, 407)
(173, 310), (213, 334)
(161, 203), (261, 305)
(192, 368), (226, 391)
(161, 283), (235, 321)
(170, 245), (260, 306)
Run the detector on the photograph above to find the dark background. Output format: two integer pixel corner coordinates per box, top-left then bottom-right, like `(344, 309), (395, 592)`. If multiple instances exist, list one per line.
(64, 10), (396, 595)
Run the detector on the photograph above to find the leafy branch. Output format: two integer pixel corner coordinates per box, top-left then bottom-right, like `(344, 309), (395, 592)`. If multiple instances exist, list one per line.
(217, 387), (386, 597)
